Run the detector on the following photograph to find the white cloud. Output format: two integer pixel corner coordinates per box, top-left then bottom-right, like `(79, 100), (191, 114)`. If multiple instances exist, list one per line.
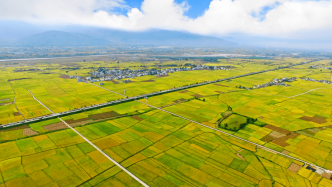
(1, 0), (332, 39)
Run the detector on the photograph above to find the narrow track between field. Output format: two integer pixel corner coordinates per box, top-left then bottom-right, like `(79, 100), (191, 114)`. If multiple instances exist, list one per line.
(288, 88), (322, 98)
(92, 84), (332, 175)
(2, 61), (310, 128)
(28, 90), (150, 187)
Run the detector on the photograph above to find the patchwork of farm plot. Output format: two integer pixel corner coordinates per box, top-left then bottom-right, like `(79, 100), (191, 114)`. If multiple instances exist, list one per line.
(0, 57), (294, 124)
(0, 80), (22, 124)
(2, 106), (330, 186)
(0, 128), (142, 187)
(0, 100), (152, 142)
(2, 58), (332, 186)
(131, 66), (332, 174)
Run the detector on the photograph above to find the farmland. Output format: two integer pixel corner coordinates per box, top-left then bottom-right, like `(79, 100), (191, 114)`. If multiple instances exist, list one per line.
(1, 57), (332, 186)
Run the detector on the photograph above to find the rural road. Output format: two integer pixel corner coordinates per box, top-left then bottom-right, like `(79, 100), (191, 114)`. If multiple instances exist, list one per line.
(288, 88), (322, 98)
(28, 90), (150, 187)
(8, 83), (25, 120)
(92, 85), (332, 175)
(136, 100), (329, 173)
(3, 61), (310, 128)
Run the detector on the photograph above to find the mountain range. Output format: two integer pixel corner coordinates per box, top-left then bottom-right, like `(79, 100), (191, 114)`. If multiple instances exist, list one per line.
(1, 21), (331, 51)
(16, 29), (234, 47)
(0, 21), (234, 47)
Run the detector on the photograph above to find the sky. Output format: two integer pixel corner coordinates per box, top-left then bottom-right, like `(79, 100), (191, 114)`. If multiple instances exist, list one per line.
(1, 0), (332, 40)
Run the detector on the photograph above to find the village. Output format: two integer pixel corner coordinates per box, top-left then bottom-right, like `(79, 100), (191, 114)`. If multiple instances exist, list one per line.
(299, 77), (332, 84)
(72, 65), (232, 84)
(237, 74), (332, 91)
(237, 77), (297, 90)
(309, 64), (332, 70)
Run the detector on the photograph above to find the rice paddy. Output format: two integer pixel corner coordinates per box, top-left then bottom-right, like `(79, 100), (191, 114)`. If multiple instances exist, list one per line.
(1, 58), (332, 186)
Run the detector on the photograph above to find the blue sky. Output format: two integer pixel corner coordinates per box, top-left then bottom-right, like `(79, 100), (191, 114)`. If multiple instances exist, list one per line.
(1, 0), (332, 40)
(123, 0), (212, 18)
(251, 2), (281, 22)
(113, 0), (282, 22)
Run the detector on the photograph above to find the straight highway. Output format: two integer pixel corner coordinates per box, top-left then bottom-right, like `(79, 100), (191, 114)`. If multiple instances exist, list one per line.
(1, 61), (310, 128)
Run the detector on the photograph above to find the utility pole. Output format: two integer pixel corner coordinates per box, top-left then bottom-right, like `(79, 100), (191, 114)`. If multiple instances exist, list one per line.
(123, 89), (126, 96)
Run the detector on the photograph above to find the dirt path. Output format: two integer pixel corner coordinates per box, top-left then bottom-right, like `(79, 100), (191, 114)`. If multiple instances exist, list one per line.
(28, 90), (150, 187)
(8, 81), (25, 120)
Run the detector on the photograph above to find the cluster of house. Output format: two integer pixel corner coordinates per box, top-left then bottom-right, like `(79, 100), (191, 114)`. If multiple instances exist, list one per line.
(309, 65), (332, 70)
(72, 65), (231, 83)
(237, 77), (297, 90)
(252, 77), (297, 89)
(299, 77), (332, 84)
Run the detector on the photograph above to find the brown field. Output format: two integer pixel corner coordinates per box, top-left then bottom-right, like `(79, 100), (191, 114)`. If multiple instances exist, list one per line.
(60, 74), (70, 79)
(236, 150), (246, 161)
(141, 79), (155, 82)
(110, 79), (119, 84)
(65, 118), (92, 127)
(23, 128), (39, 136)
(65, 118), (90, 124)
(89, 111), (120, 120)
(323, 172), (332, 179)
(156, 75), (169, 78)
(179, 90), (188, 93)
(288, 163), (301, 173)
(43, 122), (67, 131)
(130, 115), (143, 121)
(173, 98), (187, 103)
(13, 112), (21, 116)
(213, 83), (229, 87)
(300, 115), (327, 124)
(0, 102), (14, 106)
(269, 131), (285, 138)
(0, 124), (29, 132)
(192, 94), (203, 98)
(265, 124), (291, 135)
(69, 120), (93, 127)
(261, 135), (276, 142)
(271, 132), (299, 147)
(282, 150), (290, 155)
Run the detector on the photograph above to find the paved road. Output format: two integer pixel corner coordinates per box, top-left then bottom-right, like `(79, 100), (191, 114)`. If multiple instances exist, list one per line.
(288, 88), (322, 98)
(92, 85), (332, 175)
(136, 101), (330, 173)
(1, 62), (310, 129)
(28, 90), (150, 187)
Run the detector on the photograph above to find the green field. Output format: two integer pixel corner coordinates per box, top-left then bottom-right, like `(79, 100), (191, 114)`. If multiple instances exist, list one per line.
(1, 57), (332, 186)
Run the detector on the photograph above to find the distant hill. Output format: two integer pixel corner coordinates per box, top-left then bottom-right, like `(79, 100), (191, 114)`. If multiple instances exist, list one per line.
(18, 31), (111, 46)
(15, 28), (234, 47)
(81, 29), (235, 46)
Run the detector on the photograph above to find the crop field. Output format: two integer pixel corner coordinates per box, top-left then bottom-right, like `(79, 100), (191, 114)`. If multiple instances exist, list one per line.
(0, 81), (22, 124)
(0, 127), (144, 187)
(2, 57), (332, 186)
(1, 104), (329, 186)
(0, 58), (285, 123)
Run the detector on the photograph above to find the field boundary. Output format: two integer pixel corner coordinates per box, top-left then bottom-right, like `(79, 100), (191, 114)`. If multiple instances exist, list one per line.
(136, 100), (331, 174)
(8, 81), (25, 120)
(288, 88), (322, 98)
(28, 90), (150, 187)
(91, 85), (332, 175)
(1, 61), (311, 128)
